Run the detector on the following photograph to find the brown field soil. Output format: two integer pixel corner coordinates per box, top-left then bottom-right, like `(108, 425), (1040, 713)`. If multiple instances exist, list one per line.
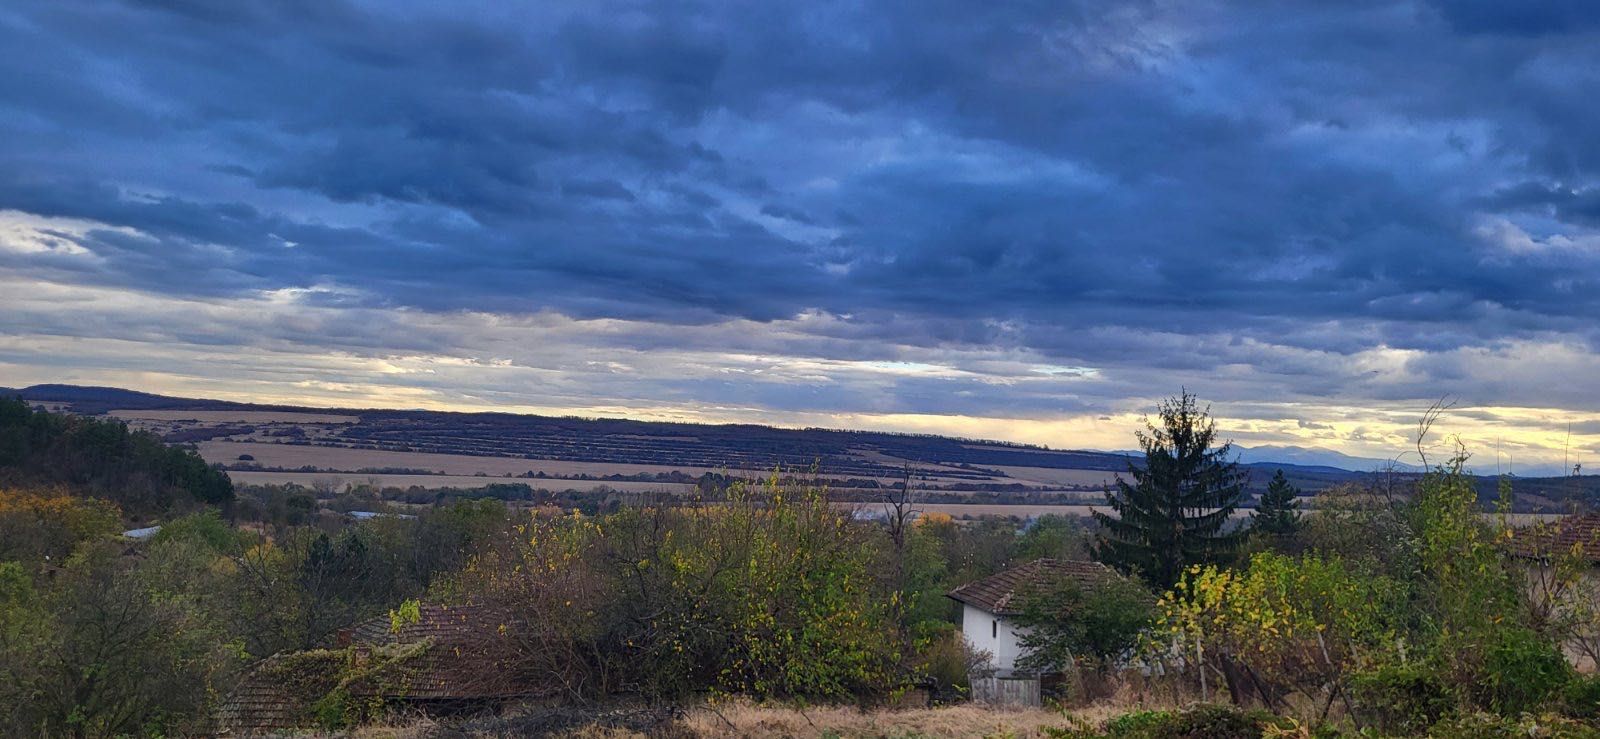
(201, 440), (725, 478)
(836, 502), (1114, 519)
(199, 440), (992, 486)
(845, 448), (985, 475)
(227, 470), (696, 493)
(959, 442), (1083, 457)
(110, 409), (359, 423)
(987, 465), (1121, 487)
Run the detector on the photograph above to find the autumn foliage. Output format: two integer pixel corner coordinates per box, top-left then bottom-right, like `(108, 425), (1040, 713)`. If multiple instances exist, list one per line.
(0, 486), (121, 563)
(446, 478), (901, 702)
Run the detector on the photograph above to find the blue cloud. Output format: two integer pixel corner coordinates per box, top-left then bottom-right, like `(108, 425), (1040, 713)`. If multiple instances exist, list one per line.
(2, 0), (1600, 402)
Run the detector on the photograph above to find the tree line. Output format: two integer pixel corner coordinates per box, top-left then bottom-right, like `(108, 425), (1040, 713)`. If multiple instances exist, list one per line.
(0, 397), (232, 517)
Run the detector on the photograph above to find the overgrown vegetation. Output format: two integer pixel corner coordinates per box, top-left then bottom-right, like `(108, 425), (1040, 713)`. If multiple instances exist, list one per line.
(9, 395), (1600, 737)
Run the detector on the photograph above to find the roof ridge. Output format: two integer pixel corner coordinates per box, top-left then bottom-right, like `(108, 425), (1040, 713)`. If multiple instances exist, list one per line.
(946, 557), (1116, 616)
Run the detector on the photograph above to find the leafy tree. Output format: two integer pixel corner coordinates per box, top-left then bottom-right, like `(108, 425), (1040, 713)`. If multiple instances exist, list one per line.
(1412, 451), (1568, 715)
(1013, 575), (1153, 674)
(451, 479), (900, 702)
(1014, 514), (1091, 562)
(0, 486), (120, 565)
(0, 544), (239, 737)
(1297, 482), (1416, 579)
(1094, 392), (1247, 587)
(403, 499), (511, 588)
(1152, 552), (1407, 716)
(229, 526), (414, 655)
(148, 508), (248, 553)
(1250, 470), (1302, 545)
(900, 514), (956, 632)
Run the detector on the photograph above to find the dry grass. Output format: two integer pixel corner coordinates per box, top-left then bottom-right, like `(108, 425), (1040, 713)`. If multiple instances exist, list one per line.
(646, 681), (1197, 738)
(639, 701), (1119, 739)
(331, 686), (1195, 739)
(610, 703), (1070, 739)
(340, 714), (443, 738)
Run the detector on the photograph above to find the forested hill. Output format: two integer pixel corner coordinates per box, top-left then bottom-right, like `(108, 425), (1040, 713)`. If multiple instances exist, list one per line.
(3, 384), (1362, 477)
(0, 397), (232, 515)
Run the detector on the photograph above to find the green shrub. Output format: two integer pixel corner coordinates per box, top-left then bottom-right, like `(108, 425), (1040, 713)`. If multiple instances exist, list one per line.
(1102, 710), (1173, 736)
(1562, 674), (1600, 722)
(310, 687), (353, 731)
(1478, 626), (1570, 715)
(149, 509), (247, 553)
(915, 624), (980, 695)
(1428, 712), (1600, 738)
(1150, 704), (1288, 738)
(1057, 705), (1289, 739)
(1014, 574), (1154, 673)
(1349, 662), (1455, 735)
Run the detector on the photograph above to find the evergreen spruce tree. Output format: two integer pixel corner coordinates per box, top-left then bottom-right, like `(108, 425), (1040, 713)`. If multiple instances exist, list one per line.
(1251, 469), (1302, 541)
(1093, 391), (1246, 588)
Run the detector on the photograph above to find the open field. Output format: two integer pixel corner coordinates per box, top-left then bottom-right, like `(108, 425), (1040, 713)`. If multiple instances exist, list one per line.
(905, 502), (1178, 519)
(988, 464), (1124, 487)
(34, 384), (1546, 509)
(111, 409), (359, 423)
(849, 503), (1569, 525)
(227, 470), (696, 493)
(200, 440), (725, 479)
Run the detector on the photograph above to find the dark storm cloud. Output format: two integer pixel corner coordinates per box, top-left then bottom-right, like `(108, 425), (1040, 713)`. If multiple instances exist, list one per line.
(3, 0), (1600, 380)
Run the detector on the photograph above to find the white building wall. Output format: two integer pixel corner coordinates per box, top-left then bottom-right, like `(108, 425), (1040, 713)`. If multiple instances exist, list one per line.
(961, 603), (1031, 671)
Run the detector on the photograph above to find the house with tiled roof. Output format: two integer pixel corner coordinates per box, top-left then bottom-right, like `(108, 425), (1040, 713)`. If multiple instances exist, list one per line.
(1507, 512), (1600, 563)
(216, 604), (536, 736)
(946, 558), (1116, 674)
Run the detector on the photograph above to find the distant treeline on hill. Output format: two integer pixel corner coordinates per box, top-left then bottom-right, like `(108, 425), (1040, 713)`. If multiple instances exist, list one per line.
(0, 397), (232, 514)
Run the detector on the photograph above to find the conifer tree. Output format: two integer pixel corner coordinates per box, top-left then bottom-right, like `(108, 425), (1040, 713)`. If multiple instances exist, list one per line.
(1251, 469), (1302, 541)
(1093, 392), (1246, 588)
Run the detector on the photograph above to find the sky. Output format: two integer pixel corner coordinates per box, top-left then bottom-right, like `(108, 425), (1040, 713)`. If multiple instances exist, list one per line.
(3, 0), (1600, 475)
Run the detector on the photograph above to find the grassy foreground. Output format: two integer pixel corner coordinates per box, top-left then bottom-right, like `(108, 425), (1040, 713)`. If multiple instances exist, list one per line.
(349, 703), (1100, 739)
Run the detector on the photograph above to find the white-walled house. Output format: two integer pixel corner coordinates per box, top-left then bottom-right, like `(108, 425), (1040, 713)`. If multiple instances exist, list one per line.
(946, 558), (1115, 674)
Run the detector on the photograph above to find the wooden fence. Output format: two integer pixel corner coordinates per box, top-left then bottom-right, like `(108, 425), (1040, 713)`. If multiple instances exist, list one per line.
(969, 671), (1041, 708)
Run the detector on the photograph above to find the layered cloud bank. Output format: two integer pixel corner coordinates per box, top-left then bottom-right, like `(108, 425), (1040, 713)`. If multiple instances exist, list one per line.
(2, 1), (1599, 473)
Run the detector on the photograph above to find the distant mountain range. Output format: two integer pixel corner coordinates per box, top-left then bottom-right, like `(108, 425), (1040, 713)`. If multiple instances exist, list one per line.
(1232, 444), (1423, 473)
(1086, 445), (1420, 475)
